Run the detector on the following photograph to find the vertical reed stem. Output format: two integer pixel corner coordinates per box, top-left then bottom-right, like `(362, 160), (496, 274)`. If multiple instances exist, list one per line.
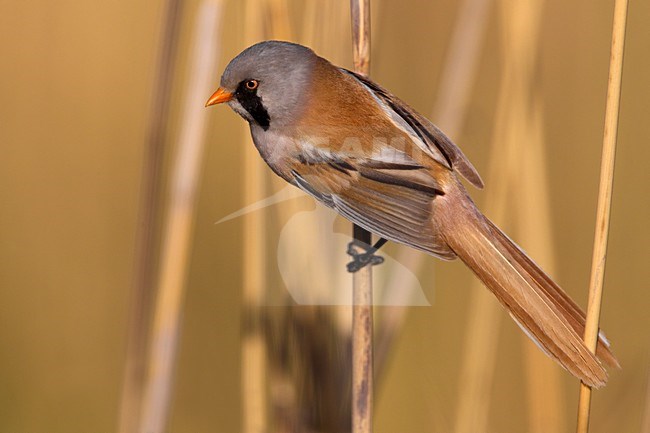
(350, 0), (371, 74)
(576, 0), (628, 431)
(376, 0), (492, 391)
(241, 1), (269, 431)
(350, 1), (373, 432)
(352, 225), (373, 433)
(117, 1), (182, 432)
(139, 2), (223, 432)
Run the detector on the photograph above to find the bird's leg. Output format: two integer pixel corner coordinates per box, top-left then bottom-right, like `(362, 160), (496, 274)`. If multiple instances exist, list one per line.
(346, 237), (388, 273)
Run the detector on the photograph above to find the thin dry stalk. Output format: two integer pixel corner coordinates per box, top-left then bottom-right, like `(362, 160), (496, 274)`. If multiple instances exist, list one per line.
(641, 373), (650, 433)
(495, 0), (566, 430)
(454, 0), (556, 430)
(431, 0), (493, 135)
(241, 1), (270, 432)
(267, 0), (293, 41)
(117, 1), (182, 432)
(576, 0), (629, 431)
(272, 0), (348, 311)
(352, 226), (374, 433)
(266, 4), (354, 430)
(350, 0), (371, 75)
(376, 0), (493, 375)
(350, 1), (373, 432)
(138, 2), (224, 432)
(518, 103), (565, 433)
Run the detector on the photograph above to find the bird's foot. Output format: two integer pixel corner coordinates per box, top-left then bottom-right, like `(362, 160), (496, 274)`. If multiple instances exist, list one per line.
(346, 240), (385, 273)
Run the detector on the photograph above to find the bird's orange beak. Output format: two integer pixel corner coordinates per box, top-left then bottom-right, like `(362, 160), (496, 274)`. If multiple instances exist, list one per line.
(205, 87), (234, 107)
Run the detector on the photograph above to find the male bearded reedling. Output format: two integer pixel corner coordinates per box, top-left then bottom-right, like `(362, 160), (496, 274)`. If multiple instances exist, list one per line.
(206, 40), (619, 387)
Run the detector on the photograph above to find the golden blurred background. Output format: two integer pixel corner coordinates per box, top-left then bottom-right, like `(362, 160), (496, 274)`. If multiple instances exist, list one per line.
(1, 0), (649, 432)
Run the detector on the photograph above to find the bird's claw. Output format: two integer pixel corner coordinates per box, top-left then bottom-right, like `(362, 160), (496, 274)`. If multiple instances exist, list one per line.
(346, 241), (384, 273)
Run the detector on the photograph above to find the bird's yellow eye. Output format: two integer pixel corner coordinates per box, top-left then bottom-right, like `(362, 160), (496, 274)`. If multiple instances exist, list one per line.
(245, 80), (259, 90)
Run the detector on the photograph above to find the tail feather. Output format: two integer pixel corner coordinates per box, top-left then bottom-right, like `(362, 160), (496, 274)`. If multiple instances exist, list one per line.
(438, 195), (618, 387)
(482, 217), (620, 369)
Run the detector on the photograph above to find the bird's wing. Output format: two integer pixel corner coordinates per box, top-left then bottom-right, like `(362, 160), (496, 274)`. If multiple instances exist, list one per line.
(342, 69), (484, 189)
(289, 157), (456, 259)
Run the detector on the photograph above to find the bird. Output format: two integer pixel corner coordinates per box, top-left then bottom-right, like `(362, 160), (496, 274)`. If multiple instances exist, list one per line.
(205, 40), (618, 387)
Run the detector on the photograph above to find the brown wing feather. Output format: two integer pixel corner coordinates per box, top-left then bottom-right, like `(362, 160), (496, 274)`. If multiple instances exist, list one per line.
(290, 161), (456, 259)
(343, 69), (485, 189)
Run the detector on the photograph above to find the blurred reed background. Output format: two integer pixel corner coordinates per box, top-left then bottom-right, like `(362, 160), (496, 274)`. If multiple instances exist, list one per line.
(1, 0), (649, 432)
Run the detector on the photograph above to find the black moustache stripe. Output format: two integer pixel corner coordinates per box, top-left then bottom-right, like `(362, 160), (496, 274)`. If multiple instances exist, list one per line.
(235, 81), (270, 130)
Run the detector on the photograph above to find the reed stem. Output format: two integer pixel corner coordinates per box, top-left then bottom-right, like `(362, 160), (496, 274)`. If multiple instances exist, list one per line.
(138, 2), (223, 431)
(350, 1), (373, 432)
(117, 0), (182, 432)
(576, 0), (629, 431)
(241, 1), (270, 431)
(376, 0), (492, 378)
(352, 225), (374, 433)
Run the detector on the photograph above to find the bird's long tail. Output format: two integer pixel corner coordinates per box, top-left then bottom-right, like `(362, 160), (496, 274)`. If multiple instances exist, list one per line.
(436, 187), (619, 387)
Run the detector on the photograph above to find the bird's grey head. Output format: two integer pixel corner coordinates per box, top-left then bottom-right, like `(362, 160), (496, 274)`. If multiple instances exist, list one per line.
(219, 41), (317, 130)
